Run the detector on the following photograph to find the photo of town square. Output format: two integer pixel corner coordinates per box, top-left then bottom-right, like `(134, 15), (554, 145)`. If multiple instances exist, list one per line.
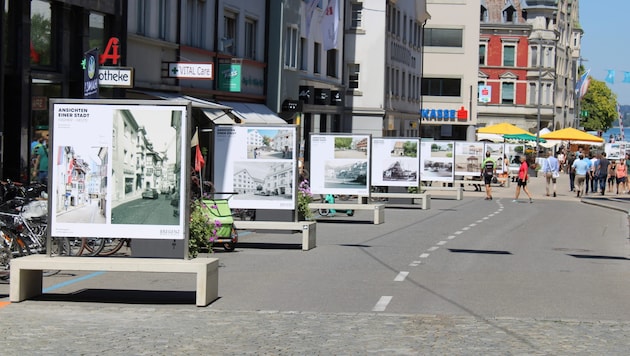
(454, 141), (484, 176)
(420, 141), (454, 180)
(231, 161), (294, 200)
(110, 108), (183, 226)
(389, 140), (418, 157)
(381, 160), (418, 182)
(54, 145), (108, 224)
(247, 128), (294, 160)
(334, 136), (368, 159)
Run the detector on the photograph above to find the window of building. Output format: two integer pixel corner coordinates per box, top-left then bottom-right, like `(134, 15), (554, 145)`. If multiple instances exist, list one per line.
(350, 3), (362, 29)
(186, 0), (205, 47)
(503, 45), (515, 66)
(88, 12), (105, 52)
(503, 6), (516, 23)
(479, 44), (486, 65)
(480, 5), (488, 22)
(529, 83), (536, 105)
(530, 45), (538, 67)
(421, 78), (461, 97)
(401, 71), (406, 98)
(348, 63), (360, 89)
(501, 82), (515, 104)
(284, 26), (298, 68)
(300, 37), (308, 70)
(136, 0), (148, 35)
(313, 42), (321, 73)
(158, 0), (169, 40)
(403, 14), (407, 42)
(423, 28), (463, 47)
(326, 49), (337, 77)
(31, 0), (53, 66)
(244, 18), (257, 60)
(223, 10), (238, 55)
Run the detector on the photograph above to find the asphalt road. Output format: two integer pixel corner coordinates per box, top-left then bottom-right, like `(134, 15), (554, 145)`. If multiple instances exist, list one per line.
(1, 174), (629, 354)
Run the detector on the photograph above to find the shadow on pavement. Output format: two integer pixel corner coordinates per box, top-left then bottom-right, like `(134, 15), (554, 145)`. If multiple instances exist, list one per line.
(448, 249), (512, 255)
(34, 289), (200, 305)
(568, 254), (630, 261)
(232, 242), (302, 250)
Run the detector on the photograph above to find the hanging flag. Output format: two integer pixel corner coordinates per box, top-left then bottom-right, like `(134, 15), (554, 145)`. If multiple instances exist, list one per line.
(304, 0), (319, 37)
(321, 0), (339, 51)
(194, 145), (205, 172)
(624, 72), (630, 83)
(576, 69), (591, 99)
(191, 128), (199, 147)
(605, 69), (615, 84)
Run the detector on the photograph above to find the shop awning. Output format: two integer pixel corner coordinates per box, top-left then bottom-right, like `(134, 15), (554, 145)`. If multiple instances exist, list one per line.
(127, 90), (235, 124)
(220, 101), (287, 124)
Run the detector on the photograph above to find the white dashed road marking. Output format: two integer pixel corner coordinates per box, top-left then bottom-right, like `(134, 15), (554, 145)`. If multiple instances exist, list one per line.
(373, 296), (393, 312)
(420, 253), (430, 258)
(437, 241), (447, 246)
(394, 271), (409, 282)
(427, 246), (439, 252)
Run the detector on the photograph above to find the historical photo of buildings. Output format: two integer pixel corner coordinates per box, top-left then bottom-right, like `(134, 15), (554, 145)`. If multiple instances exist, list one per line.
(247, 128), (294, 160)
(232, 161), (294, 200)
(381, 160), (418, 182)
(389, 140), (418, 157)
(110, 107), (183, 225)
(324, 160), (368, 189)
(54, 145), (108, 224)
(454, 141), (484, 176)
(334, 136), (368, 159)
(420, 141), (454, 180)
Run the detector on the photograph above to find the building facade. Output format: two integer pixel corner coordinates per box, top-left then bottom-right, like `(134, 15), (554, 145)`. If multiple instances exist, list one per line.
(477, 0), (581, 134)
(421, 0), (479, 141)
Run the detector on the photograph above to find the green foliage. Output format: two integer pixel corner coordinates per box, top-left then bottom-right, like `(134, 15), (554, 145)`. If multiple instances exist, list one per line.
(297, 180), (313, 220)
(580, 78), (618, 131)
(403, 141), (417, 157)
(335, 137), (353, 149)
(188, 200), (214, 258)
(31, 13), (51, 65)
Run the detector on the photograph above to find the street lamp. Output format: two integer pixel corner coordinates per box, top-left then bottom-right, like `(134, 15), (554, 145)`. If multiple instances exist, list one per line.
(531, 33), (558, 158)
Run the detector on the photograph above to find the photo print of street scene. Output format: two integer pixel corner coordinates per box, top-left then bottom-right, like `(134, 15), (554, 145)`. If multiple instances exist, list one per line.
(231, 161), (294, 200)
(110, 108), (183, 226)
(485, 143), (505, 172)
(247, 128), (294, 160)
(381, 160), (418, 182)
(324, 160), (368, 189)
(454, 141), (484, 176)
(334, 136), (368, 159)
(54, 145), (108, 224)
(421, 141), (454, 180)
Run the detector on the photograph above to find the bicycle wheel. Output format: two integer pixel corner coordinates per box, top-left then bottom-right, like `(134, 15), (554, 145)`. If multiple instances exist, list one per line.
(223, 227), (237, 252)
(97, 238), (127, 256)
(50, 237), (70, 256)
(317, 208), (330, 216)
(81, 238), (106, 256)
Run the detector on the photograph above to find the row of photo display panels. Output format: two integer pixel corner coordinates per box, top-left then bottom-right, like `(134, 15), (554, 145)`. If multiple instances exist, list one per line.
(309, 134), (524, 194)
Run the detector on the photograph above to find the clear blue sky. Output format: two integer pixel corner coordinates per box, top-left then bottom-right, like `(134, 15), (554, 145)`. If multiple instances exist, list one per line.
(580, 0), (630, 105)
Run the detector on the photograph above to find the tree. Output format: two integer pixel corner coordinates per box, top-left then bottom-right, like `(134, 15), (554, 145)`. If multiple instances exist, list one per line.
(580, 78), (617, 131)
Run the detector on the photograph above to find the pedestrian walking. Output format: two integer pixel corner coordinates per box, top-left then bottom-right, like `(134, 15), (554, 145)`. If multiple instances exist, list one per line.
(513, 155), (533, 203)
(542, 151), (559, 197)
(589, 153), (599, 194)
(616, 159), (628, 194)
(607, 159), (617, 193)
(481, 151), (497, 200)
(596, 152), (610, 195)
(572, 154), (589, 198)
(31, 137), (48, 185)
(567, 153), (576, 192)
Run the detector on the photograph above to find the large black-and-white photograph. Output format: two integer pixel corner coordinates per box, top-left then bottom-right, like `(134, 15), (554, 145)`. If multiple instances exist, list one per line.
(324, 160), (368, 189)
(420, 141), (454, 182)
(232, 161), (294, 200)
(54, 145), (108, 224)
(381, 160), (418, 182)
(110, 108), (183, 226)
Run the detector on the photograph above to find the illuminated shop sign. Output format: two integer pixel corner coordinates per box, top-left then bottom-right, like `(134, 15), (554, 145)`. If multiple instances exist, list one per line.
(420, 106), (468, 122)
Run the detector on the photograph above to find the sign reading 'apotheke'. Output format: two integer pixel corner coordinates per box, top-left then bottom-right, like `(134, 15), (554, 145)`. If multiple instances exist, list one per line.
(167, 62), (214, 79)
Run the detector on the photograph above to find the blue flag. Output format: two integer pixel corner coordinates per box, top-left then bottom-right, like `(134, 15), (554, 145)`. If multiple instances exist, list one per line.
(605, 69), (615, 84)
(624, 72), (630, 83)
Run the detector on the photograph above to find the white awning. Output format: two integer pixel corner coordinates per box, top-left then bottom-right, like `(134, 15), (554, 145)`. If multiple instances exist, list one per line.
(220, 101), (287, 124)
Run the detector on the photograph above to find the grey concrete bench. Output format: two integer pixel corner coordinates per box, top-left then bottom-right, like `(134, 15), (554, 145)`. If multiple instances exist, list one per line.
(10, 255), (218, 307)
(309, 202), (385, 224)
(358, 193), (431, 209)
(421, 185), (464, 200)
(234, 221), (316, 250)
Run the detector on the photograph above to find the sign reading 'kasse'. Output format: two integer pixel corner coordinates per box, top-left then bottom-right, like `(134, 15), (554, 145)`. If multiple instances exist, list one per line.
(168, 62), (214, 79)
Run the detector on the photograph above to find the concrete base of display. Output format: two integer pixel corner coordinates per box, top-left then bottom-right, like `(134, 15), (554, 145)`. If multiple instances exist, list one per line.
(358, 193), (431, 210)
(309, 202), (385, 224)
(234, 221), (317, 250)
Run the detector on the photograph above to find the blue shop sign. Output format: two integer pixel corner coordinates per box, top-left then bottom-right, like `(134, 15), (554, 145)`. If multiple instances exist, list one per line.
(420, 106), (468, 122)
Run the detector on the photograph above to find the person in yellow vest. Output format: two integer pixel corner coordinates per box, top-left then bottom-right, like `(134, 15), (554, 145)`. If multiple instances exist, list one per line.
(481, 151), (497, 200)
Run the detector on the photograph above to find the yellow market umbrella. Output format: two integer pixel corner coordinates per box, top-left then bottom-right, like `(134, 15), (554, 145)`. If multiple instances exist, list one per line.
(477, 123), (531, 135)
(540, 127), (604, 143)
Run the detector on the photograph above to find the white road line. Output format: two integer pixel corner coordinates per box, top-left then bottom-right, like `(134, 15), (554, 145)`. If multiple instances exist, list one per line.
(482, 217), (489, 220)
(373, 296), (393, 312)
(427, 246), (439, 252)
(454, 231), (463, 235)
(420, 253), (430, 258)
(462, 226), (470, 231)
(412, 260), (422, 264)
(394, 271), (409, 282)
(469, 223), (477, 227)
(477, 220), (484, 223)
(437, 241), (447, 245)
(447, 235), (456, 240)
(409, 263), (419, 267)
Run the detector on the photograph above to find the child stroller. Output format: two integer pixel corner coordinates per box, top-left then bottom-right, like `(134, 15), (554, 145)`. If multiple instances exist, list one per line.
(199, 194), (238, 251)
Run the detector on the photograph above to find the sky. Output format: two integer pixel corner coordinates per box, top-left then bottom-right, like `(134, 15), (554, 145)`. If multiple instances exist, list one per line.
(580, 0), (630, 105)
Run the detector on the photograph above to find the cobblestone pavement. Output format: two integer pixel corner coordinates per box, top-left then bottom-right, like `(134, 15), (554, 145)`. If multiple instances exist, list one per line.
(1, 302), (630, 355)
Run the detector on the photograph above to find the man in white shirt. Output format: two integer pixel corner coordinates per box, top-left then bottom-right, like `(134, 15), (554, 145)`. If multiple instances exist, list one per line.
(542, 152), (560, 197)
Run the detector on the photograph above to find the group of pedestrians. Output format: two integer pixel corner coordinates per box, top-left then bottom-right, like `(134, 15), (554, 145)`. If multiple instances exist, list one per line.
(479, 149), (630, 202)
(568, 151), (629, 197)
